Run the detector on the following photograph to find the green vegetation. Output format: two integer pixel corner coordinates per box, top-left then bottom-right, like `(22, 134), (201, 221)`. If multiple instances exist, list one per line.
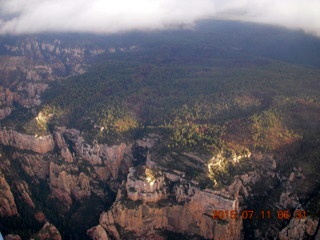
(28, 32), (319, 188)
(1, 21), (320, 239)
(39, 52), (320, 151)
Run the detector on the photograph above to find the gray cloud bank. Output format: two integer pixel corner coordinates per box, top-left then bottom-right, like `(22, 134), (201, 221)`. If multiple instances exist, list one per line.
(0, 0), (320, 36)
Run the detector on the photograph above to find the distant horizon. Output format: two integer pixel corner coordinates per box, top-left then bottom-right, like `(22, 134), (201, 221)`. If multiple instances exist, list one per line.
(0, 18), (317, 38)
(0, 0), (320, 37)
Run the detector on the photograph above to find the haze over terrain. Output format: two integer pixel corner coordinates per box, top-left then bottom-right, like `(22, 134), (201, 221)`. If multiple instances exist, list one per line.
(0, 0), (320, 36)
(0, 1), (320, 240)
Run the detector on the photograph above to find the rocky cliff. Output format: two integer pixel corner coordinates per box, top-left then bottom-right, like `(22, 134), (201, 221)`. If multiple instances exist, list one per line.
(0, 125), (135, 238)
(0, 37), (88, 117)
(0, 37), (140, 120)
(32, 222), (62, 240)
(98, 176), (243, 239)
(88, 150), (274, 239)
(0, 173), (18, 217)
(0, 129), (55, 154)
(1, 124), (319, 239)
(278, 216), (319, 240)
(3, 127), (132, 209)
(1, 34), (319, 240)
(1, 121), (319, 240)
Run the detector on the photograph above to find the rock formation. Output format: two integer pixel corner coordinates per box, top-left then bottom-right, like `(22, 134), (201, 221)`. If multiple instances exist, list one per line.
(49, 162), (91, 207)
(32, 222), (62, 240)
(15, 180), (35, 209)
(1, 123), (307, 240)
(0, 129), (55, 154)
(278, 216), (319, 240)
(91, 161), (245, 240)
(126, 167), (168, 203)
(56, 128), (133, 183)
(87, 225), (110, 240)
(85, 147), (288, 240)
(16, 153), (50, 181)
(0, 174), (18, 217)
(4, 235), (22, 240)
(0, 126), (134, 214)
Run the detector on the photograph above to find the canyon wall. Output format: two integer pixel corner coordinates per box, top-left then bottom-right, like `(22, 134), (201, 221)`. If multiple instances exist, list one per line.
(0, 129), (55, 154)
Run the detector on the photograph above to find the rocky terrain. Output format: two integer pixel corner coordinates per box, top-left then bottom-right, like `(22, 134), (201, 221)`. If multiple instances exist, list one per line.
(1, 28), (320, 239)
(0, 129), (55, 153)
(0, 36), (142, 239)
(1, 121), (318, 239)
(0, 36), (138, 119)
(0, 38), (85, 114)
(87, 140), (314, 240)
(0, 124), (319, 239)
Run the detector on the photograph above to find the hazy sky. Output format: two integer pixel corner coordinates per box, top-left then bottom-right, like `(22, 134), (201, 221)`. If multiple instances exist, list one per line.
(0, 0), (319, 36)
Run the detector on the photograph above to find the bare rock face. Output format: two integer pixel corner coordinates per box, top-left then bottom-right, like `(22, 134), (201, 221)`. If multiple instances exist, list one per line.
(1, 38), (87, 84)
(0, 129), (55, 154)
(0, 88), (14, 113)
(126, 167), (167, 203)
(76, 141), (132, 181)
(16, 153), (50, 181)
(94, 165), (243, 240)
(57, 128), (133, 182)
(14, 83), (48, 108)
(0, 82), (47, 115)
(4, 234), (22, 240)
(0, 174), (18, 217)
(35, 211), (47, 223)
(0, 108), (12, 120)
(33, 222), (62, 240)
(0, 37), (92, 120)
(88, 151), (285, 240)
(15, 180), (35, 208)
(60, 147), (74, 163)
(0, 128), (135, 212)
(87, 225), (110, 240)
(278, 216), (319, 240)
(53, 129), (68, 149)
(98, 212), (121, 240)
(49, 162), (91, 207)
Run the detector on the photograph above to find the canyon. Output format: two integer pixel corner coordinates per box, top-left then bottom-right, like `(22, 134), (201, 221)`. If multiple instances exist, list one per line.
(1, 25), (320, 239)
(1, 125), (318, 239)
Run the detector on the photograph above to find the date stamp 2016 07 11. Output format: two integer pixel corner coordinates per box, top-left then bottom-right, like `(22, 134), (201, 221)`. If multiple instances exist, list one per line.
(212, 209), (307, 220)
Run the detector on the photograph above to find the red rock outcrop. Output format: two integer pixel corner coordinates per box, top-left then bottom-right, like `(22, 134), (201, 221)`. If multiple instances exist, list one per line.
(0, 128), (134, 212)
(75, 141), (132, 181)
(279, 216), (319, 240)
(35, 211), (47, 223)
(0, 174), (18, 217)
(0, 129), (55, 154)
(16, 153), (50, 181)
(15, 180), (35, 208)
(94, 165), (243, 240)
(87, 225), (110, 240)
(126, 167), (167, 203)
(33, 222), (62, 240)
(49, 162), (91, 207)
(56, 128), (132, 182)
(60, 147), (74, 163)
(4, 234), (22, 240)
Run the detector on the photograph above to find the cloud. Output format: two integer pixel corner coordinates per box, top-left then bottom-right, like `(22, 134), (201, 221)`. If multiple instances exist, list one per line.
(0, 0), (319, 36)
(217, 0), (320, 36)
